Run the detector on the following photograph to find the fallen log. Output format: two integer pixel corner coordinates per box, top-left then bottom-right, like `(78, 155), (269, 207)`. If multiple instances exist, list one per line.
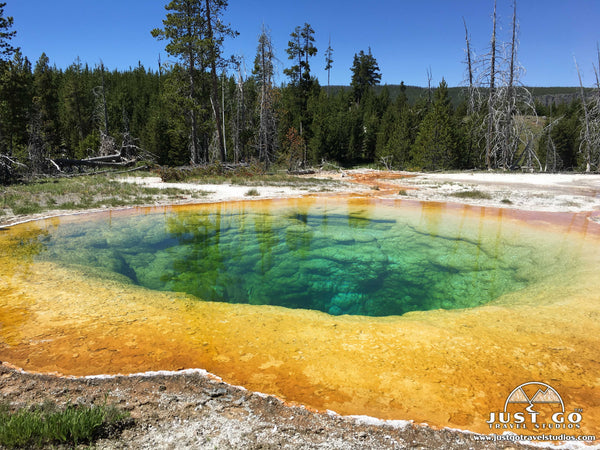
(52, 158), (136, 169)
(82, 153), (123, 163)
(287, 169), (316, 175)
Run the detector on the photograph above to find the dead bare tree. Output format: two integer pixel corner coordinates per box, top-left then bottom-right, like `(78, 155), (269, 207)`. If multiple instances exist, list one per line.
(27, 104), (48, 174)
(92, 61), (117, 158)
(462, 16), (487, 167)
(542, 117), (563, 172)
(99, 61), (109, 137)
(483, 0), (498, 169)
(426, 66), (433, 104)
(0, 153), (25, 184)
(575, 57), (595, 172)
(463, 17), (476, 114)
(502, 0), (518, 167)
(583, 44), (600, 172)
(495, 1), (538, 171)
(232, 64), (245, 164)
(465, 0), (537, 170)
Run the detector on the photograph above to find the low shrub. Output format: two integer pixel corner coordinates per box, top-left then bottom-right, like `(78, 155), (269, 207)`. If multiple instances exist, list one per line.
(245, 188), (260, 196)
(451, 190), (492, 200)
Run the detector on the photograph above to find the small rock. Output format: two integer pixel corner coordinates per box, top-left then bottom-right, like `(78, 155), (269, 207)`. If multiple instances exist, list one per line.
(207, 387), (227, 398)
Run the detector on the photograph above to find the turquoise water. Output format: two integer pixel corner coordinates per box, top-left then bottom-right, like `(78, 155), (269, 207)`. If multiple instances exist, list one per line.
(25, 199), (560, 317)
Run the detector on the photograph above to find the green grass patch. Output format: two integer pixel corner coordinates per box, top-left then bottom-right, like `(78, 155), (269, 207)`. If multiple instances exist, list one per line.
(0, 168), (332, 222)
(501, 198), (513, 204)
(244, 188), (260, 196)
(0, 174), (204, 219)
(450, 190), (493, 200)
(155, 165), (340, 189)
(0, 399), (129, 448)
(9, 200), (44, 216)
(156, 164), (265, 182)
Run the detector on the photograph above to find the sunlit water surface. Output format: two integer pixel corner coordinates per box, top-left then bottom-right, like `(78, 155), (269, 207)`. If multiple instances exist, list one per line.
(1, 197), (599, 437)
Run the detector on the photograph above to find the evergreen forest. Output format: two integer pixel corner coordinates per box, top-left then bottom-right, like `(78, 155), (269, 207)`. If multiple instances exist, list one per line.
(1, 0), (599, 184)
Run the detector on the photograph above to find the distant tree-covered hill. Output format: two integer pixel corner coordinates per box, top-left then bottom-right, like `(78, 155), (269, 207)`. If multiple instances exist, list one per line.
(329, 84), (585, 107)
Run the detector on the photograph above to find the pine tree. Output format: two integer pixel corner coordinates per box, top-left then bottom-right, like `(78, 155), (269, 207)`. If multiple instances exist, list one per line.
(299, 23), (317, 86)
(283, 26), (302, 86)
(412, 79), (458, 170)
(152, 0), (236, 163)
(284, 23), (317, 88)
(0, 1), (17, 160)
(0, 49), (33, 156)
(350, 48), (381, 104)
(152, 0), (206, 164)
(0, 2), (16, 61)
(308, 89), (352, 164)
(375, 104), (399, 168)
(32, 53), (60, 156)
(59, 58), (94, 158)
(282, 23), (319, 166)
(253, 25), (277, 164)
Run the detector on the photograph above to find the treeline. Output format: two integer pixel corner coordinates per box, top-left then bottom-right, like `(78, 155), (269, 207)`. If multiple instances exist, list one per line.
(0, 0), (598, 183)
(0, 51), (590, 171)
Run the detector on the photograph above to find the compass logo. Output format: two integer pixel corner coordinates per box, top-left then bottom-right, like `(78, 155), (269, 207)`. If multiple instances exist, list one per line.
(486, 382), (583, 431)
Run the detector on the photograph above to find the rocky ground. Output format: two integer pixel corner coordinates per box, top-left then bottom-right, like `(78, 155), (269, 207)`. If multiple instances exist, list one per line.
(1, 364), (534, 450)
(114, 169), (600, 214)
(2, 170), (600, 449)
(391, 171), (600, 213)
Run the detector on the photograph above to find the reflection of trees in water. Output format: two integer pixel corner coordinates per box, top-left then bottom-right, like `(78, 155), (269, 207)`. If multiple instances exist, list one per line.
(160, 203), (382, 311)
(157, 201), (533, 316)
(165, 205), (229, 302)
(163, 204), (322, 308)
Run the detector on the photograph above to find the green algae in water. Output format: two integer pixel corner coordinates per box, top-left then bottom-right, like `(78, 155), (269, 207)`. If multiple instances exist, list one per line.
(22, 200), (572, 317)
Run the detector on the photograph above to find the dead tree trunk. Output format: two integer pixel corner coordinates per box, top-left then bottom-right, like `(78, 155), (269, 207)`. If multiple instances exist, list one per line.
(463, 17), (474, 112)
(233, 68), (242, 164)
(426, 67), (433, 104)
(575, 57), (592, 172)
(100, 61), (109, 136)
(505, 1), (517, 167)
(486, 0), (497, 170)
(27, 105), (48, 174)
(0, 154), (26, 184)
(501, 0), (518, 169)
(462, 17), (482, 168)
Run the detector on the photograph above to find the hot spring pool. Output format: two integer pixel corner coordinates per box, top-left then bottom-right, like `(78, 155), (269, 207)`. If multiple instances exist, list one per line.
(1, 197), (599, 437)
(9, 198), (564, 316)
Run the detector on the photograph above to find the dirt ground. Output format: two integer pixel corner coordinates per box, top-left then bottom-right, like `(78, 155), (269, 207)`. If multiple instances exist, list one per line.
(1, 363), (541, 450)
(2, 170), (600, 449)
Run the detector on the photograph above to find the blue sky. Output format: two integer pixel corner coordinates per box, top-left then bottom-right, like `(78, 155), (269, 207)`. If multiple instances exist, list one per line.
(4, 0), (600, 87)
